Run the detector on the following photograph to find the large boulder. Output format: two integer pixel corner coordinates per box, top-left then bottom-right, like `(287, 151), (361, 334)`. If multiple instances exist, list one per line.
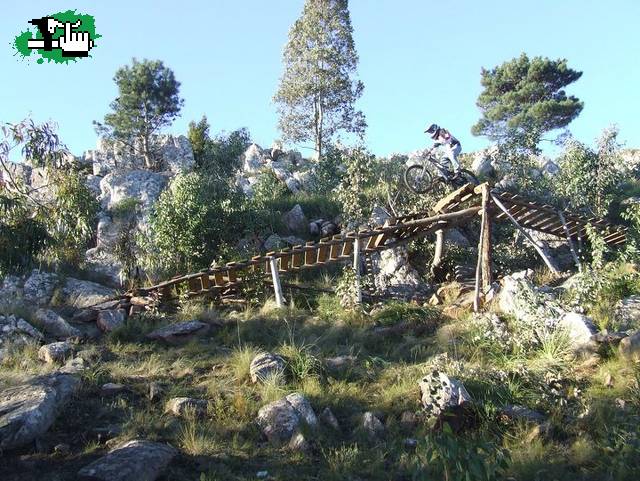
(370, 246), (428, 300)
(86, 135), (194, 176)
(0, 315), (44, 361)
(100, 170), (169, 213)
(558, 312), (598, 353)
(282, 204), (308, 234)
(34, 309), (81, 339)
(471, 147), (497, 177)
(256, 393), (318, 449)
(78, 439), (177, 481)
(619, 332), (640, 360)
(0, 373), (80, 450)
(96, 309), (127, 333)
(241, 144), (266, 174)
(61, 278), (116, 309)
(23, 270), (59, 307)
(146, 321), (210, 345)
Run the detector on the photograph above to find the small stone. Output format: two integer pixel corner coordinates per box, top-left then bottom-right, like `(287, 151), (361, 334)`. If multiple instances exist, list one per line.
(499, 405), (546, 424)
(100, 383), (126, 397)
(320, 407), (340, 431)
(362, 412), (384, 440)
(38, 342), (74, 364)
(250, 352), (286, 383)
(146, 320), (210, 345)
(256, 393), (317, 449)
(404, 437), (418, 449)
(400, 411), (418, 431)
(60, 357), (87, 374)
(604, 372), (613, 388)
(324, 355), (356, 373)
(165, 397), (208, 417)
(256, 471), (269, 479)
(34, 308), (81, 339)
(54, 443), (70, 455)
(619, 332), (640, 360)
(149, 382), (163, 402)
(96, 309), (127, 333)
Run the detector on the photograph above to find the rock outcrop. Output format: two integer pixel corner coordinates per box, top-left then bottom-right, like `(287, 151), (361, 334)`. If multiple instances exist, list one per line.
(0, 373), (80, 450)
(146, 321), (210, 345)
(78, 439), (177, 481)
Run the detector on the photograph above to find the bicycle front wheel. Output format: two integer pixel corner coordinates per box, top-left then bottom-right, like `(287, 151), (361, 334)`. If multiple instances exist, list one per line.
(404, 165), (434, 194)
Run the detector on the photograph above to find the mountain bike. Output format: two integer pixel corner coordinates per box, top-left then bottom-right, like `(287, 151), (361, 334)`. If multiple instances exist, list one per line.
(404, 153), (479, 194)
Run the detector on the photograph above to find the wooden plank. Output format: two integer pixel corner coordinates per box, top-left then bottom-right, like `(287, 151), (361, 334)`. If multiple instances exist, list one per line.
(304, 241), (317, 265)
(188, 277), (201, 294)
(252, 256), (263, 274)
(279, 250), (291, 271)
(200, 274), (211, 290)
(226, 263), (238, 283)
(317, 239), (330, 263)
(292, 246), (304, 268)
(329, 235), (343, 260)
(342, 238), (354, 257)
(214, 271), (224, 286)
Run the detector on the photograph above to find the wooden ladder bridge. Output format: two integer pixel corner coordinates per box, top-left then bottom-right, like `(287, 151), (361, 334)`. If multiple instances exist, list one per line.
(125, 183), (627, 312)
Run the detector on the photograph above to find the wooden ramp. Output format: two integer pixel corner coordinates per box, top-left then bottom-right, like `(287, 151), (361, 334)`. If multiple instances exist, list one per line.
(128, 183), (627, 307)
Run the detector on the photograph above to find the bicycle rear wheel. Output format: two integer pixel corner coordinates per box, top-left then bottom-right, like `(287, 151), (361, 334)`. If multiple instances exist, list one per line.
(404, 165), (434, 194)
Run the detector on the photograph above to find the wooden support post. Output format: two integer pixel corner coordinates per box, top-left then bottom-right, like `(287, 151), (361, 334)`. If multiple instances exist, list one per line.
(480, 186), (493, 294)
(268, 257), (285, 308)
(558, 210), (582, 272)
(353, 237), (362, 306)
(474, 187), (491, 312)
(431, 229), (444, 276)
(490, 194), (560, 274)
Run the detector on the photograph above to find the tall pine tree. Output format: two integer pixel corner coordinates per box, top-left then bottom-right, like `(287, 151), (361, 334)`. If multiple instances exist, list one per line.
(472, 53), (583, 150)
(95, 58), (184, 170)
(274, 0), (366, 158)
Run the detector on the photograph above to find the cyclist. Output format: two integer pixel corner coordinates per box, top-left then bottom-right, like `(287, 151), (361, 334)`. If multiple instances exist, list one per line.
(425, 124), (461, 176)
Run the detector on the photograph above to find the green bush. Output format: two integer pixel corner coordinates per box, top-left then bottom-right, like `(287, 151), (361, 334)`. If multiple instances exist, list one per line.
(140, 172), (242, 275)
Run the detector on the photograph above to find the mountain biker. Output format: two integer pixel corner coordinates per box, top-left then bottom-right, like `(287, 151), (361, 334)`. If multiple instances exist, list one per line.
(425, 124), (461, 176)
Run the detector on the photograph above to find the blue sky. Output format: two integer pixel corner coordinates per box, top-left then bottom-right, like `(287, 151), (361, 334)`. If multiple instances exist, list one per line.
(1, 0), (638, 159)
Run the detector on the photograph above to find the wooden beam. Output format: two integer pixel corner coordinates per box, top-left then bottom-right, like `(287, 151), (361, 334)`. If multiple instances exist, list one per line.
(353, 237), (362, 306)
(269, 257), (285, 308)
(491, 194), (560, 274)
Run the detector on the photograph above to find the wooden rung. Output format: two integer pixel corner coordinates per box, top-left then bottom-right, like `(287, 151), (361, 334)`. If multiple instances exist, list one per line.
(188, 277), (201, 293)
(214, 271), (224, 286)
(329, 235), (342, 260)
(292, 246), (304, 268)
(226, 262), (238, 283)
(252, 256), (263, 274)
(342, 238), (354, 257)
(280, 250), (291, 271)
(200, 274), (211, 290)
(317, 239), (330, 263)
(304, 241), (317, 265)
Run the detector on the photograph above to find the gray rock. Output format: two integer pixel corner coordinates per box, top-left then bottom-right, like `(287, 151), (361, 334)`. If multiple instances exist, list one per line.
(61, 278), (116, 309)
(23, 270), (59, 306)
(241, 144), (266, 174)
(471, 147), (497, 177)
(34, 309), (81, 339)
(60, 357), (87, 374)
(250, 352), (286, 383)
(0, 316), (43, 358)
(324, 355), (356, 373)
(96, 309), (127, 333)
(149, 382), (164, 402)
(101, 383), (127, 397)
(499, 404), (546, 423)
(100, 170), (169, 213)
(369, 246), (428, 300)
(0, 373), (80, 450)
(264, 234), (283, 251)
(362, 412), (385, 440)
(400, 411), (418, 430)
(84, 174), (103, 197)
(146, 320), (210, 345)
(419, 371), (473, 425)
(282, 204), (308, 234)
(444, 228), (470, 248)
(615, 295), (640, 330)
(320, 407), (340, 430)
(38, 341), (74, 364)
(558, 312), (598, 353)
(619, 332), (640, 360)
(256, 393), (317, 449)
(78, 439), (177, 481)
(165, 397), (208, 417)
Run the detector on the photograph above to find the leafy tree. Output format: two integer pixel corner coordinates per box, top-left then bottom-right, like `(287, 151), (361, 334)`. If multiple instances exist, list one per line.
(95, 58), (184, 170)
(140, 172), (241, 274)
(274, 0), (366, 158)
(335, 146), (375, 225)
(187, 116), (250, 178)
(472, 53), (583, 150)
(554, 127), (623, 217)
(0, 119), (98, 271)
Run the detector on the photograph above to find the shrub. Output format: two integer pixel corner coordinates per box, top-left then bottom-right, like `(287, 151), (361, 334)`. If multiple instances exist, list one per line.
(140, 172), (241, 275)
